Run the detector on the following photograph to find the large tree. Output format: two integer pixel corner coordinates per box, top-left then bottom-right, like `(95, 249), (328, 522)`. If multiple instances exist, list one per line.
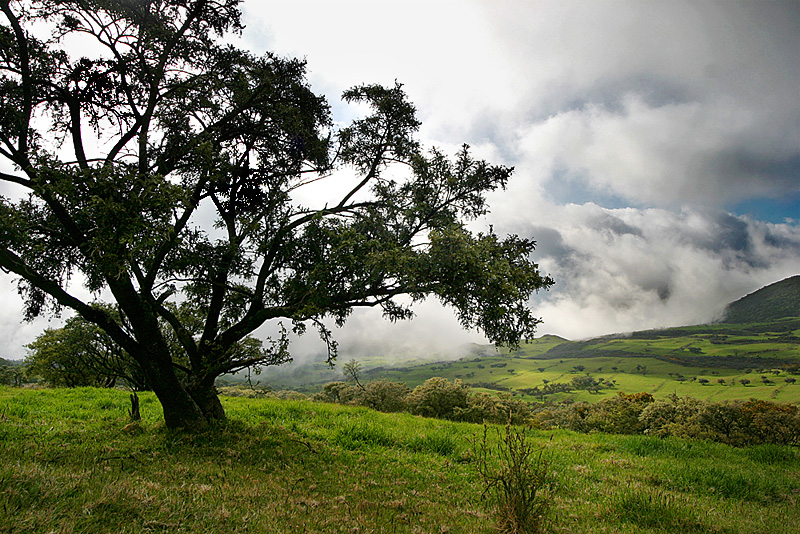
(0, 0), (553, 430)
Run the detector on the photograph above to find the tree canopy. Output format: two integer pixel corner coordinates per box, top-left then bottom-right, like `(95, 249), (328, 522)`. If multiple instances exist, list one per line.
(25, 309), (146, 389)
(0, 0), (553, 430)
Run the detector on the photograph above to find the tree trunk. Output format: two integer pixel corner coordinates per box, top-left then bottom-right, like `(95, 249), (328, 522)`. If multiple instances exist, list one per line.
(134, 351), (210, 431)
(187, 380), (227, 423)
(129, 392), (141, 421)
(153, 382), (210, 431)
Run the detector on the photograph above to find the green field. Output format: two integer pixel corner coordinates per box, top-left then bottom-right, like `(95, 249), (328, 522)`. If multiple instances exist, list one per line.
(1, 386), (798, 533)
(259, 319), (800, 404)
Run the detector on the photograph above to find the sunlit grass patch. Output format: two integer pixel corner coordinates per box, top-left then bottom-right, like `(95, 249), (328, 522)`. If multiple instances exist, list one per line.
(610, 486), (708, 533)
(2, 387), (799, 533)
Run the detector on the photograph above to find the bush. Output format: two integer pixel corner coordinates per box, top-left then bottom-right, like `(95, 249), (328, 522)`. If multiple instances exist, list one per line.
(643, 396), (800, 447)
(693, 401), (751, 445)
(640, 394), (705, 438)
(218, 386), (269, 398)
(740, 399), (800, 446)
(583, 392), (654, 434)
(268, 390), (309, 401)
(473, 423), (552, 533)
(314, 379), (410, 413)
(406, 377), (470, 420)
(456, 391), (533, 425)
(540, 401), (593, 433)
(0, 362), (25, 386)
(356, 379), (411, 413)
(312, 381), (354, 403)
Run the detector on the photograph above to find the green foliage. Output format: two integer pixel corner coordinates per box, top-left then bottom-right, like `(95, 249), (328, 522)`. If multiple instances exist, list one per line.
(456, 391), (533, 425)
(542, 392), (800, 447)
(0, 358), (25, 386)
(356, 379), (411, 413)
(406, 377), (470, 420)
(473, 423), (552, 534)
(25, 312), (147, 389)
(639, 394), (704, 438)
(316, 376), (534, 425)
(646, 397), (800, 447)
(582, 392), (655, 435)
(0, 0), (552, 429)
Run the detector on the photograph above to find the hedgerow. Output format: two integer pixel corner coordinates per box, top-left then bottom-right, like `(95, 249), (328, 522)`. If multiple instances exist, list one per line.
(308, 377), (800, 446)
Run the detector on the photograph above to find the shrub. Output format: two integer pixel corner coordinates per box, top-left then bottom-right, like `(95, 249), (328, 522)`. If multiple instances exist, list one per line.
(540, 401), (592, 433)
(406, 377), (469, 420)
(473, 423), (553, 533)
(314, 380), (410, 413)
(355, 379), (411, 413)
(268, 390), (309, 401)
(584, 392), (654, 434)
(456, 391), (533, 425)
(691, 401), (751, 445)
(640, 394), (705, 438)
(740, 399), (800, 446)
(218, 386), (269, 398)
(311, 382), (350, 403)
(0, 362), (25, 386)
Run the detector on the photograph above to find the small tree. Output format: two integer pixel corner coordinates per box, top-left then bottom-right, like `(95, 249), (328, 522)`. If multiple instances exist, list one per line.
(0, 1), (552, 430)
(355, 379), (410, 413)
(342, 359), (365, 390)
(639, 394), (704, 438)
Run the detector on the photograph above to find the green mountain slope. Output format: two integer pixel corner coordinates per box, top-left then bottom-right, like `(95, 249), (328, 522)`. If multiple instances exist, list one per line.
(257, 278), (800, 403)
(723, 275), (800, 323)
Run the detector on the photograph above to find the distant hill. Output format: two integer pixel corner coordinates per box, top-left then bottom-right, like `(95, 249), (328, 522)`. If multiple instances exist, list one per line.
(722, 275), (800, 323)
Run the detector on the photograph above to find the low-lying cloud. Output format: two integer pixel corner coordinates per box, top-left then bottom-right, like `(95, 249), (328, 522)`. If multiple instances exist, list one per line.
(507, 206), (800, 340)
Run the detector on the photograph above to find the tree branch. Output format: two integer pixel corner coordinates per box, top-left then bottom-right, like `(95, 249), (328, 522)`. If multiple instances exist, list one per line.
(0, 247), (137, 354)
(0, 1), (31, 156)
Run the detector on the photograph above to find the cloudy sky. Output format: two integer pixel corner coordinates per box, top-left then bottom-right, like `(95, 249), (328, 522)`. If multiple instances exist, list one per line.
(2, 0), (799, 362)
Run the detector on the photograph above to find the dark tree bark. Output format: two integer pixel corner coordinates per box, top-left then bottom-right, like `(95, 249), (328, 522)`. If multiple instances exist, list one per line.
(129, 392), (141, 421)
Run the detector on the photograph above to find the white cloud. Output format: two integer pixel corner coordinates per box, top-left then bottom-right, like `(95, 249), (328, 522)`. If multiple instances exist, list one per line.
(511, 206), (800, 340)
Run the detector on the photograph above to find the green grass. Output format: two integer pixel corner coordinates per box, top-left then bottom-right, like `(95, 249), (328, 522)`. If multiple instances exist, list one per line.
(259, 318), (798, 404)
(1, 386), (799, 533)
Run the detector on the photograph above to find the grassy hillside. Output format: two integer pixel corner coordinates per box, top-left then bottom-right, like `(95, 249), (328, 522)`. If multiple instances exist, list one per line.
(723, 275), (800, 323)
(1, 386), (798, 533)
(260, 319), (800, 404)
